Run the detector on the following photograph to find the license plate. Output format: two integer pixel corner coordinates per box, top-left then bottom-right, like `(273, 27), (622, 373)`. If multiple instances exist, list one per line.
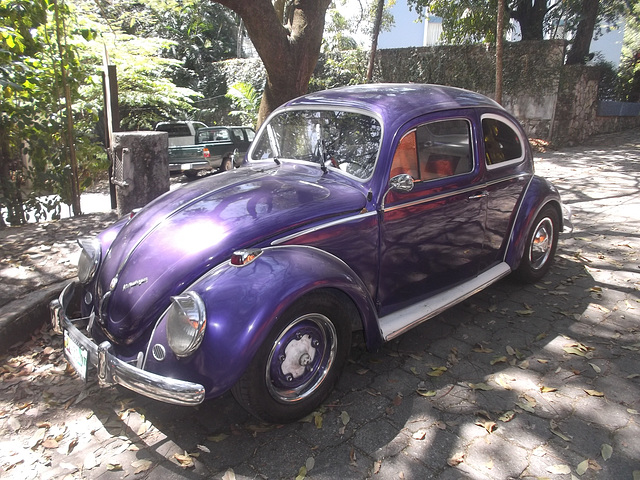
(64, 330), (88, 381)
(181, 163), (193, 170)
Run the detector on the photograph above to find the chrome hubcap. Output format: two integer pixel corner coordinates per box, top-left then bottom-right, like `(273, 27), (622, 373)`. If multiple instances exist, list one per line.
(529, 217), (554, 270)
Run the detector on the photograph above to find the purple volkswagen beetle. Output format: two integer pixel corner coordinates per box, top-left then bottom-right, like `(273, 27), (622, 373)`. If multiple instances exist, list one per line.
(51, 84), (569, 423)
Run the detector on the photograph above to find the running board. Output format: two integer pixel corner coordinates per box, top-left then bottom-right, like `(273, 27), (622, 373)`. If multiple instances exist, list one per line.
(379, 262), (512, 342)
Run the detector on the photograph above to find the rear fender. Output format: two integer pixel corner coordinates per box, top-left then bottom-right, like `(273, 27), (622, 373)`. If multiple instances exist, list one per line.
(144, 245), (379, 399)
(504, 175), (563, 269)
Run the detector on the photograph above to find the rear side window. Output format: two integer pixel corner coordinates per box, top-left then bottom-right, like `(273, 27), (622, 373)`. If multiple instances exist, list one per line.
(482, 115), (524, 167)
(390, 119), (473, 182)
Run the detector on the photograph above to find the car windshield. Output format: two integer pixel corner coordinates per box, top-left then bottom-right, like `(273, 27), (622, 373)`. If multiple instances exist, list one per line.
(250, 109), (382, 180)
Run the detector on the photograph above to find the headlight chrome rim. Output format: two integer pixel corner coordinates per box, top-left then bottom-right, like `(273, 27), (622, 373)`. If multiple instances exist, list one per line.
(166, 292), (207, 358)
(77, 238), (102, 284)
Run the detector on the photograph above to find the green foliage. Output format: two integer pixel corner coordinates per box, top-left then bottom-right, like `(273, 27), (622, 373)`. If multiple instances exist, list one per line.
(310, 50), (369, 91)
(617, 0), (640, 101)
(225, 82), (261, 127)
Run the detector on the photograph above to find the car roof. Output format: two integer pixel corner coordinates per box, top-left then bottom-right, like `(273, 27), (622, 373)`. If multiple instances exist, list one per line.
(284, 83), (503, 130)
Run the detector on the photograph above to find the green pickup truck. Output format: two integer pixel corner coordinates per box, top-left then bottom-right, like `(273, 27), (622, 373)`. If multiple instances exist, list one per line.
(168, 126), (255, 177)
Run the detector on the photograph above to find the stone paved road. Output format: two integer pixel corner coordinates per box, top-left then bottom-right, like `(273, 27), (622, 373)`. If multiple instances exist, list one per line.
(1, 128), (639, 480)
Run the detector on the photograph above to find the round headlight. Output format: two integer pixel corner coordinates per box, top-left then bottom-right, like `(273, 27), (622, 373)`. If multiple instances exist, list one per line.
(166, 292), (207, 358)
(77, 238), (101, 284)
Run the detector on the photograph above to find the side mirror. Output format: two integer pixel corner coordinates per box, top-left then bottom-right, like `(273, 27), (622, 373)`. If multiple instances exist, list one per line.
(389, 174), (415, 193)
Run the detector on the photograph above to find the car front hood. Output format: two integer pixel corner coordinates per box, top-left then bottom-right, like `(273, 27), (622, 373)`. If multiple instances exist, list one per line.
(96, 162), (367, 344)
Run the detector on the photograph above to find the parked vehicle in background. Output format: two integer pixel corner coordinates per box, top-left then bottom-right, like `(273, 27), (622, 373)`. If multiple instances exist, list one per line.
(51, 84), (570, 425)
(154, 121), (208, 147)
(168, 126), (255, 177)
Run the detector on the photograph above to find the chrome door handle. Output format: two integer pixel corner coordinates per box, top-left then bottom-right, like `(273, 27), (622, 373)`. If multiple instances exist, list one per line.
(468, 191), (489, 200)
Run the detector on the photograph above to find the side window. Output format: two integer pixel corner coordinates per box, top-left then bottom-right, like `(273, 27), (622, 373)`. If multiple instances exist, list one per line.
(416, 119), (472, 180)
(482, 116), (524, 166)
(390, 131), (419, 179)
(232, 128), (245, 142)
(245, 129), (256, 142)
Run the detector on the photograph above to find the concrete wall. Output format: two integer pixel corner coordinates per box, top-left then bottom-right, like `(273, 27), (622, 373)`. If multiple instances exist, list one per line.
(212, 40), (640, 147)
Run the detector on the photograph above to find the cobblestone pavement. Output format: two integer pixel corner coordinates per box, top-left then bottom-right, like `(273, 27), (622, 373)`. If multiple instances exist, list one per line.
(1, 129), (639, 480)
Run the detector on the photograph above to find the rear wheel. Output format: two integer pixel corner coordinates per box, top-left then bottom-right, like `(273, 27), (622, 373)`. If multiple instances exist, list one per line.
(231, 293), (352, 423)
(220, 157), (232, 172)
(515, 205), (559, 283)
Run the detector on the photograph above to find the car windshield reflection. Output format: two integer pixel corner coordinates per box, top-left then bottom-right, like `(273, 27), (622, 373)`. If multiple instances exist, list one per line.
(250, 109), (382, 180)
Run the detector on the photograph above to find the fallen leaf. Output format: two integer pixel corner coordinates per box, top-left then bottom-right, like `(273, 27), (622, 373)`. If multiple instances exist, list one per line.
(174, 452), (195, 469)
(550, 420), (572, 442)
(540, 385), (557, 393)
(416, 388), (437, 397)
(207, 433), (228, 442)
(427, 366), (447, 377)
(469, 382), (493, 391)
(372, 461), (382, 474)
(42, 438), (59, 449)
(494, 373), (512, 390)
(340, 411), (350, 426)
(447, 451), (465, 466)
(306, 456), (315, 472)
(498, 411), (516, 422)
(589, 363), (601, 373)
(547, 464), (571, 474)
(412, 429), (428, 440)
(576, 459), (589, 475)
(356, 368), (369, 375)
(475, 420), (497, 433)
(197, 444), (210, 453)
(349, 447), (357, 466)
(490, 356), (508, 365)
(584, 389), (604, 397)
(601, 444), (613, 461)
(132, 459), (152, 474)
(516, 309), (535, 316)
(410, 367), (419, 375)
(106, 463), (123, 471)
(627, 409), (639, 415)
(295, 466), (307, 480)
(314, 412), (323, 429)
(222, 468), (237, 480)
(506, 346), (516, 356)
(473, 344), (493, 353)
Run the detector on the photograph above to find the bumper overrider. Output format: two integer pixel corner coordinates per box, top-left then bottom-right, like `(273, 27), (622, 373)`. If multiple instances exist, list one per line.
(50, 282), (205, 406)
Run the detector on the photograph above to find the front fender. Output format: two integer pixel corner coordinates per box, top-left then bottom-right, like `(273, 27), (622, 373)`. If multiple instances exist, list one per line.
(504, 175), (563, 269)
(144, 245), (379, 399)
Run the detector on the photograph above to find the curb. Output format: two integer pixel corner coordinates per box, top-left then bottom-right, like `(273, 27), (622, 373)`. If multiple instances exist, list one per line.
(0, 281), (67, 354)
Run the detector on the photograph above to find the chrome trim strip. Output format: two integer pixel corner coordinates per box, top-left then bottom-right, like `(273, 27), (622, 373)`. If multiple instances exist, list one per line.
(379, 262), (511, 341)
(271, 210), (378, 246)
(384, 174), (528, 213)
(50, 282), (205, 406)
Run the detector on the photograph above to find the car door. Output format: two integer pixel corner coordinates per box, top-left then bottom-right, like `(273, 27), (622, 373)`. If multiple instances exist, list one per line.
(377, 115), (487, 314)
(479, 113), (533, 270)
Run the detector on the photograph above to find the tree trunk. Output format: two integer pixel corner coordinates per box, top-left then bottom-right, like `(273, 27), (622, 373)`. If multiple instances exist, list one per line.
(510, 0), (547, 41)
(367, 0), (385, 82)
(215, 0), (331, 127)
(566, 0), (600, 65)
(495, 0), (505, 105)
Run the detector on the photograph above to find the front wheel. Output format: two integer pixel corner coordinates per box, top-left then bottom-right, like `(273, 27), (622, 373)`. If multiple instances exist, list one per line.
(514, 205), (559, 283)
(231, 293), (352, 423)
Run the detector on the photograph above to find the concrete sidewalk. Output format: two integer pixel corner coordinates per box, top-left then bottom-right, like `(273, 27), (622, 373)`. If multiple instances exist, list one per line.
(0, 127), (638, 480)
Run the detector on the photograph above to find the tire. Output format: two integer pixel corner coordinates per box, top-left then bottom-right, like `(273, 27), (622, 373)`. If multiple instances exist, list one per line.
(514, 205), (559, 283)
(231, 292), (352, 424)
(220, 157), (232, 172)
(184, 170), (198, 179)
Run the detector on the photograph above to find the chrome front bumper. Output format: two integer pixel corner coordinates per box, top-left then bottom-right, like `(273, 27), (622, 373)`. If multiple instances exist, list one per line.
(50, 282), (205, 406)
